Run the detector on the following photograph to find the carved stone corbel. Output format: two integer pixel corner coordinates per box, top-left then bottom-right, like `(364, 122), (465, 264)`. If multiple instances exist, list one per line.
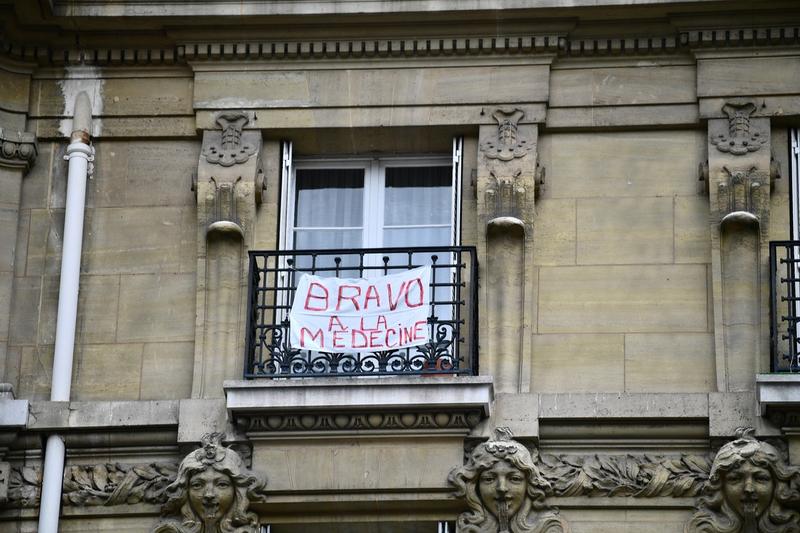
(195, 111), (265, 237)
(706, 101), (772, 393)
(484, 175), (527, 226)
(192, 111), (264, 399)
(716, 165), (768, 227)
(477, 109), (538, 394)
(479, 108), (535, 229)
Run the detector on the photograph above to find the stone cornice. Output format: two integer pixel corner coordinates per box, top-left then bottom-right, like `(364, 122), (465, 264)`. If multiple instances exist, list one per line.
(2, 26), (800, 66)
(683, 26), (799, 47)
(45, 0), (790, 18)
(182, 35), (561, 60)
(0, 128), (37, 172)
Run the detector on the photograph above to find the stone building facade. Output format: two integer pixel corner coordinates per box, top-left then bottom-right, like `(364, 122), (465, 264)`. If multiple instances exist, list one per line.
(1, 0), (800, 531)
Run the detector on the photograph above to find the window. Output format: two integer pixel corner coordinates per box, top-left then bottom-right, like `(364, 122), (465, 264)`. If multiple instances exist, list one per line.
(278, 139), (463, 255)
(245, 139), (475, 378)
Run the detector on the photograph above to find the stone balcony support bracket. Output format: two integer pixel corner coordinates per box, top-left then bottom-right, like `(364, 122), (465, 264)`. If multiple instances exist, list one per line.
(756, 374), (800, 417)
(757, 374), (800, 464)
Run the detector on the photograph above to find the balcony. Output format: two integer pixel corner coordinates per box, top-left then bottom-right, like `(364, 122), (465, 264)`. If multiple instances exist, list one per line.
(761, 241), (800, 418)
(244, 246), (478, 378)
(770, 241), (800, 372)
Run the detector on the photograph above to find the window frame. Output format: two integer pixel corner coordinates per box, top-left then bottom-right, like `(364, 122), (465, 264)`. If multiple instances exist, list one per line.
(280, 153), (458, 251)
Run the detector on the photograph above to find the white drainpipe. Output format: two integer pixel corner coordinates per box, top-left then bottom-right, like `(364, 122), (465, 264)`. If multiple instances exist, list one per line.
(38, 91), (93, 533)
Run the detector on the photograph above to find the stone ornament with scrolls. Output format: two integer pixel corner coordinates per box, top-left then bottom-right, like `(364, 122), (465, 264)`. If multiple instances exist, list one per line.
(685, 427), (800, 533)
(479, 109), (538, 229)
(480, 109), (532, 162)
(711, 102), (767, 156)
(0, 128), (37, 172)
(716, 165), (769, 225)
(151, 433), (267, 533)
(201, 111), (257, 167)
(448, 427), (570, 533)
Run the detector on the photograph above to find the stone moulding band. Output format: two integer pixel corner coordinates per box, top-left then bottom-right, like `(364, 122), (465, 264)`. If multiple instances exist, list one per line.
(235, 409), (485, 433)
(2, 451), (713, 509)
(1, 26), (799, 65)
(5, 461), (178, 509)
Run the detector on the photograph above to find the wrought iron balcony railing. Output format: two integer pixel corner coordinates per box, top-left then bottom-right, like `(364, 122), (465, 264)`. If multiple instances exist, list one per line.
(245, 246), (478, 378)
(770, 241), (800, 372)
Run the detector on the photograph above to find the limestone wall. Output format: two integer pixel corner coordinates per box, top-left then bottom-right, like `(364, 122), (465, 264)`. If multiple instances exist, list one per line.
(1, 1), (800, 532)
(534, 130), (715, 393)
(9, 139), (199, 401)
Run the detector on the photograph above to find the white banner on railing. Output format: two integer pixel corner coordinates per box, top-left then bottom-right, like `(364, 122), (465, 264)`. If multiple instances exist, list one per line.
(290, 266), (431, 352)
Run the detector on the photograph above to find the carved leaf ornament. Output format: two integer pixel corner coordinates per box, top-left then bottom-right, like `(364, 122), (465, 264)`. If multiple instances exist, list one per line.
(7, 466), (40, 507)
(63, 462), (177, 506)
(3, 462), (177, 508)
(539, 453), (711, 498)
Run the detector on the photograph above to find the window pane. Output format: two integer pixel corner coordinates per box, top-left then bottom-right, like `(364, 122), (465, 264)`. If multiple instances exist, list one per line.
(381, 229), (454, 309)
(294, 228), (362, 250)
(292, 229), (363, 277)
(295, 168), (364, 228)
(383, 226), (451, 248)
(384, 166), (452, 226)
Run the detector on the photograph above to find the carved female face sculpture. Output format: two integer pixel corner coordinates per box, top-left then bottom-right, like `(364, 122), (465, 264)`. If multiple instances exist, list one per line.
(685, 428), (800, 533)
(188, 468), (236, 524)
(721, 460), (774, 521)
(152, 433), (268, 533)
(478, 458), (528, 524)
(448, 428), (570, 533)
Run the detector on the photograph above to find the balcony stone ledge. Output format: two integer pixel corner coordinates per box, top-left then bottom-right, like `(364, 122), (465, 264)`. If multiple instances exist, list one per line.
(757, 373), (800, 418)
(224, 376), (494, 435)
